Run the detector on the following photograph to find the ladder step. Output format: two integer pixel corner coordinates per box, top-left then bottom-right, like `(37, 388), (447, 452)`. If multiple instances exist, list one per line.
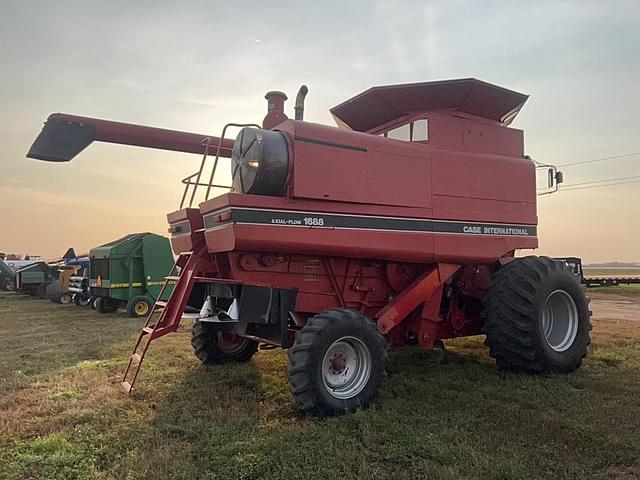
(121, 381), (133, 393)
(180, 251), (193, 256)
(142, 325), (174, 337)
(165, 276), (180, 281)
(155, 300), (168, 308)
(131, 353), (142, 364)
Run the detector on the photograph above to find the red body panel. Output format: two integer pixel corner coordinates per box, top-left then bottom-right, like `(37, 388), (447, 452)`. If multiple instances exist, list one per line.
(167, 208), (204, 254)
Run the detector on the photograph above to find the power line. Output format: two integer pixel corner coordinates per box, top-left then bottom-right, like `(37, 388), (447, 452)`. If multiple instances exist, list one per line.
(557, 179), (640, 192)
(560, 174), (640, 188)
(557, 152), (640, 167)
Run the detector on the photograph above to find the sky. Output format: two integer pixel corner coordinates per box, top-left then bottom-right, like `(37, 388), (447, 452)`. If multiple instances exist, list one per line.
(0, 0), (638, 263)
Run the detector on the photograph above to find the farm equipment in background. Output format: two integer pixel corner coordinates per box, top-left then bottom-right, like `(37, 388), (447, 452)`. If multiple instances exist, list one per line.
(50, 256), (90, 304)
(68, 260), (92, 306)
(28, 78), (592, 416)
(0, 259), (16, 291)
(3, 256), (40, 272)
(15, 261), (59, 297)
(558, 257), (640, 288)
(49, 265), (79, 304)
(14, 248), (84, 301)
(89, 233), (175, 317)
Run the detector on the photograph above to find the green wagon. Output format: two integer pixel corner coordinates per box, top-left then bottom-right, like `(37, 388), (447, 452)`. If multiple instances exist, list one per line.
(15, 262), (58, 297)
(89, 233), (174, 317)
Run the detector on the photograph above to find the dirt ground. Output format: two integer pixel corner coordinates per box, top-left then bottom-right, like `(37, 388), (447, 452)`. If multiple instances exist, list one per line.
(591, 293), (640, 322)
(590, 292), (640, 345)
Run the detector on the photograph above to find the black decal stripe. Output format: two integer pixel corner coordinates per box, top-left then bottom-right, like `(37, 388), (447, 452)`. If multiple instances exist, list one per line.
(294, 136), (368, 153)
(202, 207), (537, 237)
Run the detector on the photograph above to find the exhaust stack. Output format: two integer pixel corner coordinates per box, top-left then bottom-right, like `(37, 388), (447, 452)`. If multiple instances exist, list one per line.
(294, 85), (309, 121)
(263, 91), (288, 129)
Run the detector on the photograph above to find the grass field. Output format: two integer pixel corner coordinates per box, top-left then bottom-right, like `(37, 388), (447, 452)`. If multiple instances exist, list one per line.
(1, 291), (639, 480)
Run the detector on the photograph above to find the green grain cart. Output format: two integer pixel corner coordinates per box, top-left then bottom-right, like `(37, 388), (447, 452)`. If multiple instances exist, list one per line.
(89, 233), (174, 317)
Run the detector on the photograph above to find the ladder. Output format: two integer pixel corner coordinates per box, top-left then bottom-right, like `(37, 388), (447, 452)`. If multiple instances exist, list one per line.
(121, 249), (201, 393)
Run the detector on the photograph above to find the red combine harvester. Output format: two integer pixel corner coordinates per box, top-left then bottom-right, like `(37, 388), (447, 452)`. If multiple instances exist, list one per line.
(28, 79), (591, 415)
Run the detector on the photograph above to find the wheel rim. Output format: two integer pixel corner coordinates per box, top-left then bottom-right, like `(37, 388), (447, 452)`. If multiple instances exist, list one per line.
(322, 336), (372, 400)
(60, 294), (72, 304)
(541, 290), (579, 352)
(216, 332), (249, 354)
(135, 301), (149, 316)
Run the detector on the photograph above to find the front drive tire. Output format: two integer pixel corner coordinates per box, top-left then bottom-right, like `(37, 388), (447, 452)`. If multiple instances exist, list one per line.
(287, 308), (387, 416)
(484, 256), (592, 374)
(191, 321), (259, 364)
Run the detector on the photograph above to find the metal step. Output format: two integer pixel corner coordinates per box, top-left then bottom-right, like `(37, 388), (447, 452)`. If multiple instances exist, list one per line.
(165, 276), (180, 281)
(155, 300), (167, 308)
(198, 314), (239, 325)
(121, 381), (133, 393)
(131, 353), (142, 364)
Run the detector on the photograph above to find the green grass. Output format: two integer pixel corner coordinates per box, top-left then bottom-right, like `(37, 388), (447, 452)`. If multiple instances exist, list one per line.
(1, 291), (640, 479)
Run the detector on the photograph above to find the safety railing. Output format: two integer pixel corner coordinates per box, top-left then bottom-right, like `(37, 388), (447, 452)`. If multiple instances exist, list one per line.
(179, 123), (260, 209)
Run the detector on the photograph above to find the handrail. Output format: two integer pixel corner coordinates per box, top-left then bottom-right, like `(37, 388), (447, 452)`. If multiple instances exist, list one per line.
(179, 123), (261, 209)
(205, 123), (261, 201)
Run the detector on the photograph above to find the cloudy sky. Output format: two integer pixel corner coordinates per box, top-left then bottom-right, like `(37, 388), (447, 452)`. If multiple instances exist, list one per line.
(1, 0), (638, 262)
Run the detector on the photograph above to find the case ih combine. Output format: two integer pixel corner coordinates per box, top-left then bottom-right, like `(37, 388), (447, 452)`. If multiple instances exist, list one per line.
(28, 78), (591, 415)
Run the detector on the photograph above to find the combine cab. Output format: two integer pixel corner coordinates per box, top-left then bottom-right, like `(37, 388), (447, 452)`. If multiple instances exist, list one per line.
(28, 78), (590, 416)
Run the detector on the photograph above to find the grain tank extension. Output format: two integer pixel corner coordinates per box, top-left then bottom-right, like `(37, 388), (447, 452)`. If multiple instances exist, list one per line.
(28, 78), (590, 416)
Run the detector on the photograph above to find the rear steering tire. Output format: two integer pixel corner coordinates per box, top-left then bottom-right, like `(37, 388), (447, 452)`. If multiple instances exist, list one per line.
(191, 321), (259, 364)
(287, 308), (387, 416)
(484, 256), (592, 373)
